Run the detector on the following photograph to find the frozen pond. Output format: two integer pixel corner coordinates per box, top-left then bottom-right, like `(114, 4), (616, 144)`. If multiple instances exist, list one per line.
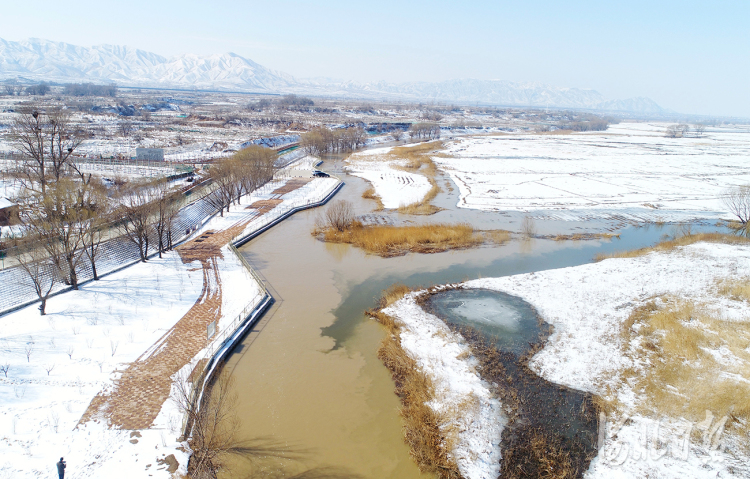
(425, 289), (538, 355)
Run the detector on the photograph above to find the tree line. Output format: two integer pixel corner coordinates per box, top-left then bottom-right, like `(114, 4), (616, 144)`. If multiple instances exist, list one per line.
(301, 126), (367, 155)
(408, 122), (441, 140)
(6, 105), (276, 314)
(203, 145), (278, 217)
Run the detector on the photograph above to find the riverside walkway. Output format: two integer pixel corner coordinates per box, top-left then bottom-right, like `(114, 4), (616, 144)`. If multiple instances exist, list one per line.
(79, 177), (331, 429)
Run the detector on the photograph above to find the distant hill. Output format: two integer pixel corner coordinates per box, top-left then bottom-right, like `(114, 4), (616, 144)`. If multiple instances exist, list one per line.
(0, 38), (663, 113)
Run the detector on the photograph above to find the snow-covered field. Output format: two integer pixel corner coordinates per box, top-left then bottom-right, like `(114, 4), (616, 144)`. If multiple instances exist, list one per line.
(345, 145), (433, 208)
(389, 242), (750, 478)
(433, 122), (750, 221)
(0, 252), (203, 478)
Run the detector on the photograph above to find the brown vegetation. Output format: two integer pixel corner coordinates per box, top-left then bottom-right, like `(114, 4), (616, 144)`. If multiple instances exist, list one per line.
(547, 232), (619, 241)
(390, 141), (444, 215)
(594, 232), (750, 261)
(361, 187), (383, 210)
(314, 222), (509, 257)
(616, 298), (750, 436)
(415, 289), (599, 479)
(397, 183), (441, 215)
(367, 285), (461, 478)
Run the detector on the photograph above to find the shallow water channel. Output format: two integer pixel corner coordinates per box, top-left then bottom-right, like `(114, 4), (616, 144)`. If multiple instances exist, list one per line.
(222, 153), (725, 478)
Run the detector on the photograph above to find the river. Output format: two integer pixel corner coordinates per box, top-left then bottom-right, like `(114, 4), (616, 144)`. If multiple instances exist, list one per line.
(222, 152), (722, 478)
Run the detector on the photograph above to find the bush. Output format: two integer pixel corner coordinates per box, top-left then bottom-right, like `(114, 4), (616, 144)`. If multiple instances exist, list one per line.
(324, 200), (355, 232)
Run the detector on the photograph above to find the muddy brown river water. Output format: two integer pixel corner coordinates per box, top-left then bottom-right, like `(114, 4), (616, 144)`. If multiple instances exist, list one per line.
(222, 153), (724, 478)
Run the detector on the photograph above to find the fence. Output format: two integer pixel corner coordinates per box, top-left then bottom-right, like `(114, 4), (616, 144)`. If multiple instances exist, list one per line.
(180, 175), (342, 438)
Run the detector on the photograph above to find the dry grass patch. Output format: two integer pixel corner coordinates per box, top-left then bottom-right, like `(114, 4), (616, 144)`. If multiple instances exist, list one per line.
(390, 141), (445, 215)
(361, 187), (383, 210)
(618, 298), (750, 435)
(549, 232), (620, 241)
(717, 278), (750, 302)
(594, 232), (750, 261)
(397, 182), (442, 215)
(367, 285), (461, 479)
(315, 222), (510, 257)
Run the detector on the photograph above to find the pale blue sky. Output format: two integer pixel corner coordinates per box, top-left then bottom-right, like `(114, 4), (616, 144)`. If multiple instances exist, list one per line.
(2, 1), (748, 116)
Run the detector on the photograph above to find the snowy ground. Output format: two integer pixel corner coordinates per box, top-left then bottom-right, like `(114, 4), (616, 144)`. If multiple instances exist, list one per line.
(383, 291), (504, 479)
(432, 122), (750, 221)
(188, 176), (340, 243)
(386, 242), (750, 478)
(345, 145), (433, 208)
(0, 174), (340, 479)
(0, 252), (203, 479)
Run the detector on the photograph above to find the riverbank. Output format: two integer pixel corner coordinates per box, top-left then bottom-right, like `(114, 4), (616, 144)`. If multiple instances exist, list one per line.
(380, 236), (750, 478)
(0, 174), (340, 478)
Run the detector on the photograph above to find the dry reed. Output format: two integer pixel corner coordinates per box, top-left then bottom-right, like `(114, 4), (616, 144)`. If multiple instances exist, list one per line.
(367, 284), (462, 478)
(549, 233), (619, 242)
(361, 187), (384, 210)
(316, 222), (509, 257)
(391, 141), (444, 215)
(595, 232), (750, 262)
(618, 298), (750, 434)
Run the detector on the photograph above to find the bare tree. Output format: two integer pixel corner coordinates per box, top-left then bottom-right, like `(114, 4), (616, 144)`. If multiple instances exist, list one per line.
(19, 178), (98, 289)
(14, 243), (57, 315)
(4, 80), (19, 96)
(409, 122), (441, 140)
(173, 370), (324, 479)
(118, 120), (134, 137)
(391, 129), (403, 141)
(151, 180), (180, 258)
(0, 363), (9, 377)
(665, 125), (681, 138)
(76, 178), (110, 281)
(723, 185), (750, 224)
(118, 187), (153, 262)
(174, 371), (241, 478)
(234, 145), (277, 196)
(205, 160), (241, 216)
(521, 215), (537, 239)
(325, 200), (355, 232)
(10, 107), (85, 194)
(694, 123), (706, 137)
(25, 342), (34, 362)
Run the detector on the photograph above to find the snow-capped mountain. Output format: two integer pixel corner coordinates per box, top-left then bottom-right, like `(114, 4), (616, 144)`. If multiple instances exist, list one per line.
(0, 38), (663, 112)
(0, 38), (295, 91)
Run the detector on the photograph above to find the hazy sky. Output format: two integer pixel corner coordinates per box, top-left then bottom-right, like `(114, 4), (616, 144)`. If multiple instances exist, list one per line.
(2, 0), (748, 116)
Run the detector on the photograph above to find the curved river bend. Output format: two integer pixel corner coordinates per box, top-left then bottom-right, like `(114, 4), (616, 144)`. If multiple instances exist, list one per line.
(223, 154), (723, 478)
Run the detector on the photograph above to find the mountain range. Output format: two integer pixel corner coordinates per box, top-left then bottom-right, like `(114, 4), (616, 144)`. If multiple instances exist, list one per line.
(0, 38), (664, 113)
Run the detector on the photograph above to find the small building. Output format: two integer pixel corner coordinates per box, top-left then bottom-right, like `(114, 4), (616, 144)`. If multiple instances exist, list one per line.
(136, 148), (165, 162)
(0, 198), (18, 226)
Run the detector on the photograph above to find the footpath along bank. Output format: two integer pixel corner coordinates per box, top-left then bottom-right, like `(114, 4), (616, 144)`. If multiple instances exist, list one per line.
(0, 172), (341, 478)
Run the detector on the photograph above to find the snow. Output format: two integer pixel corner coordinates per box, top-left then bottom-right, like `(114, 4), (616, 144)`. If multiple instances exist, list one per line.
(464, 242), (750, 478)
(432, 122), (750, 221)
(385, 242), (750, 478)
(0, 174), (340, 478)
(383, 293), (504, 479)
(345, 146), (433, 209)
(0, 252), (203, 479)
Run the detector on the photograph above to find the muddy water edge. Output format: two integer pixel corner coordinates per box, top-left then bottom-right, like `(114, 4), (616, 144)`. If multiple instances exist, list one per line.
(221, 152), (725, 478)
